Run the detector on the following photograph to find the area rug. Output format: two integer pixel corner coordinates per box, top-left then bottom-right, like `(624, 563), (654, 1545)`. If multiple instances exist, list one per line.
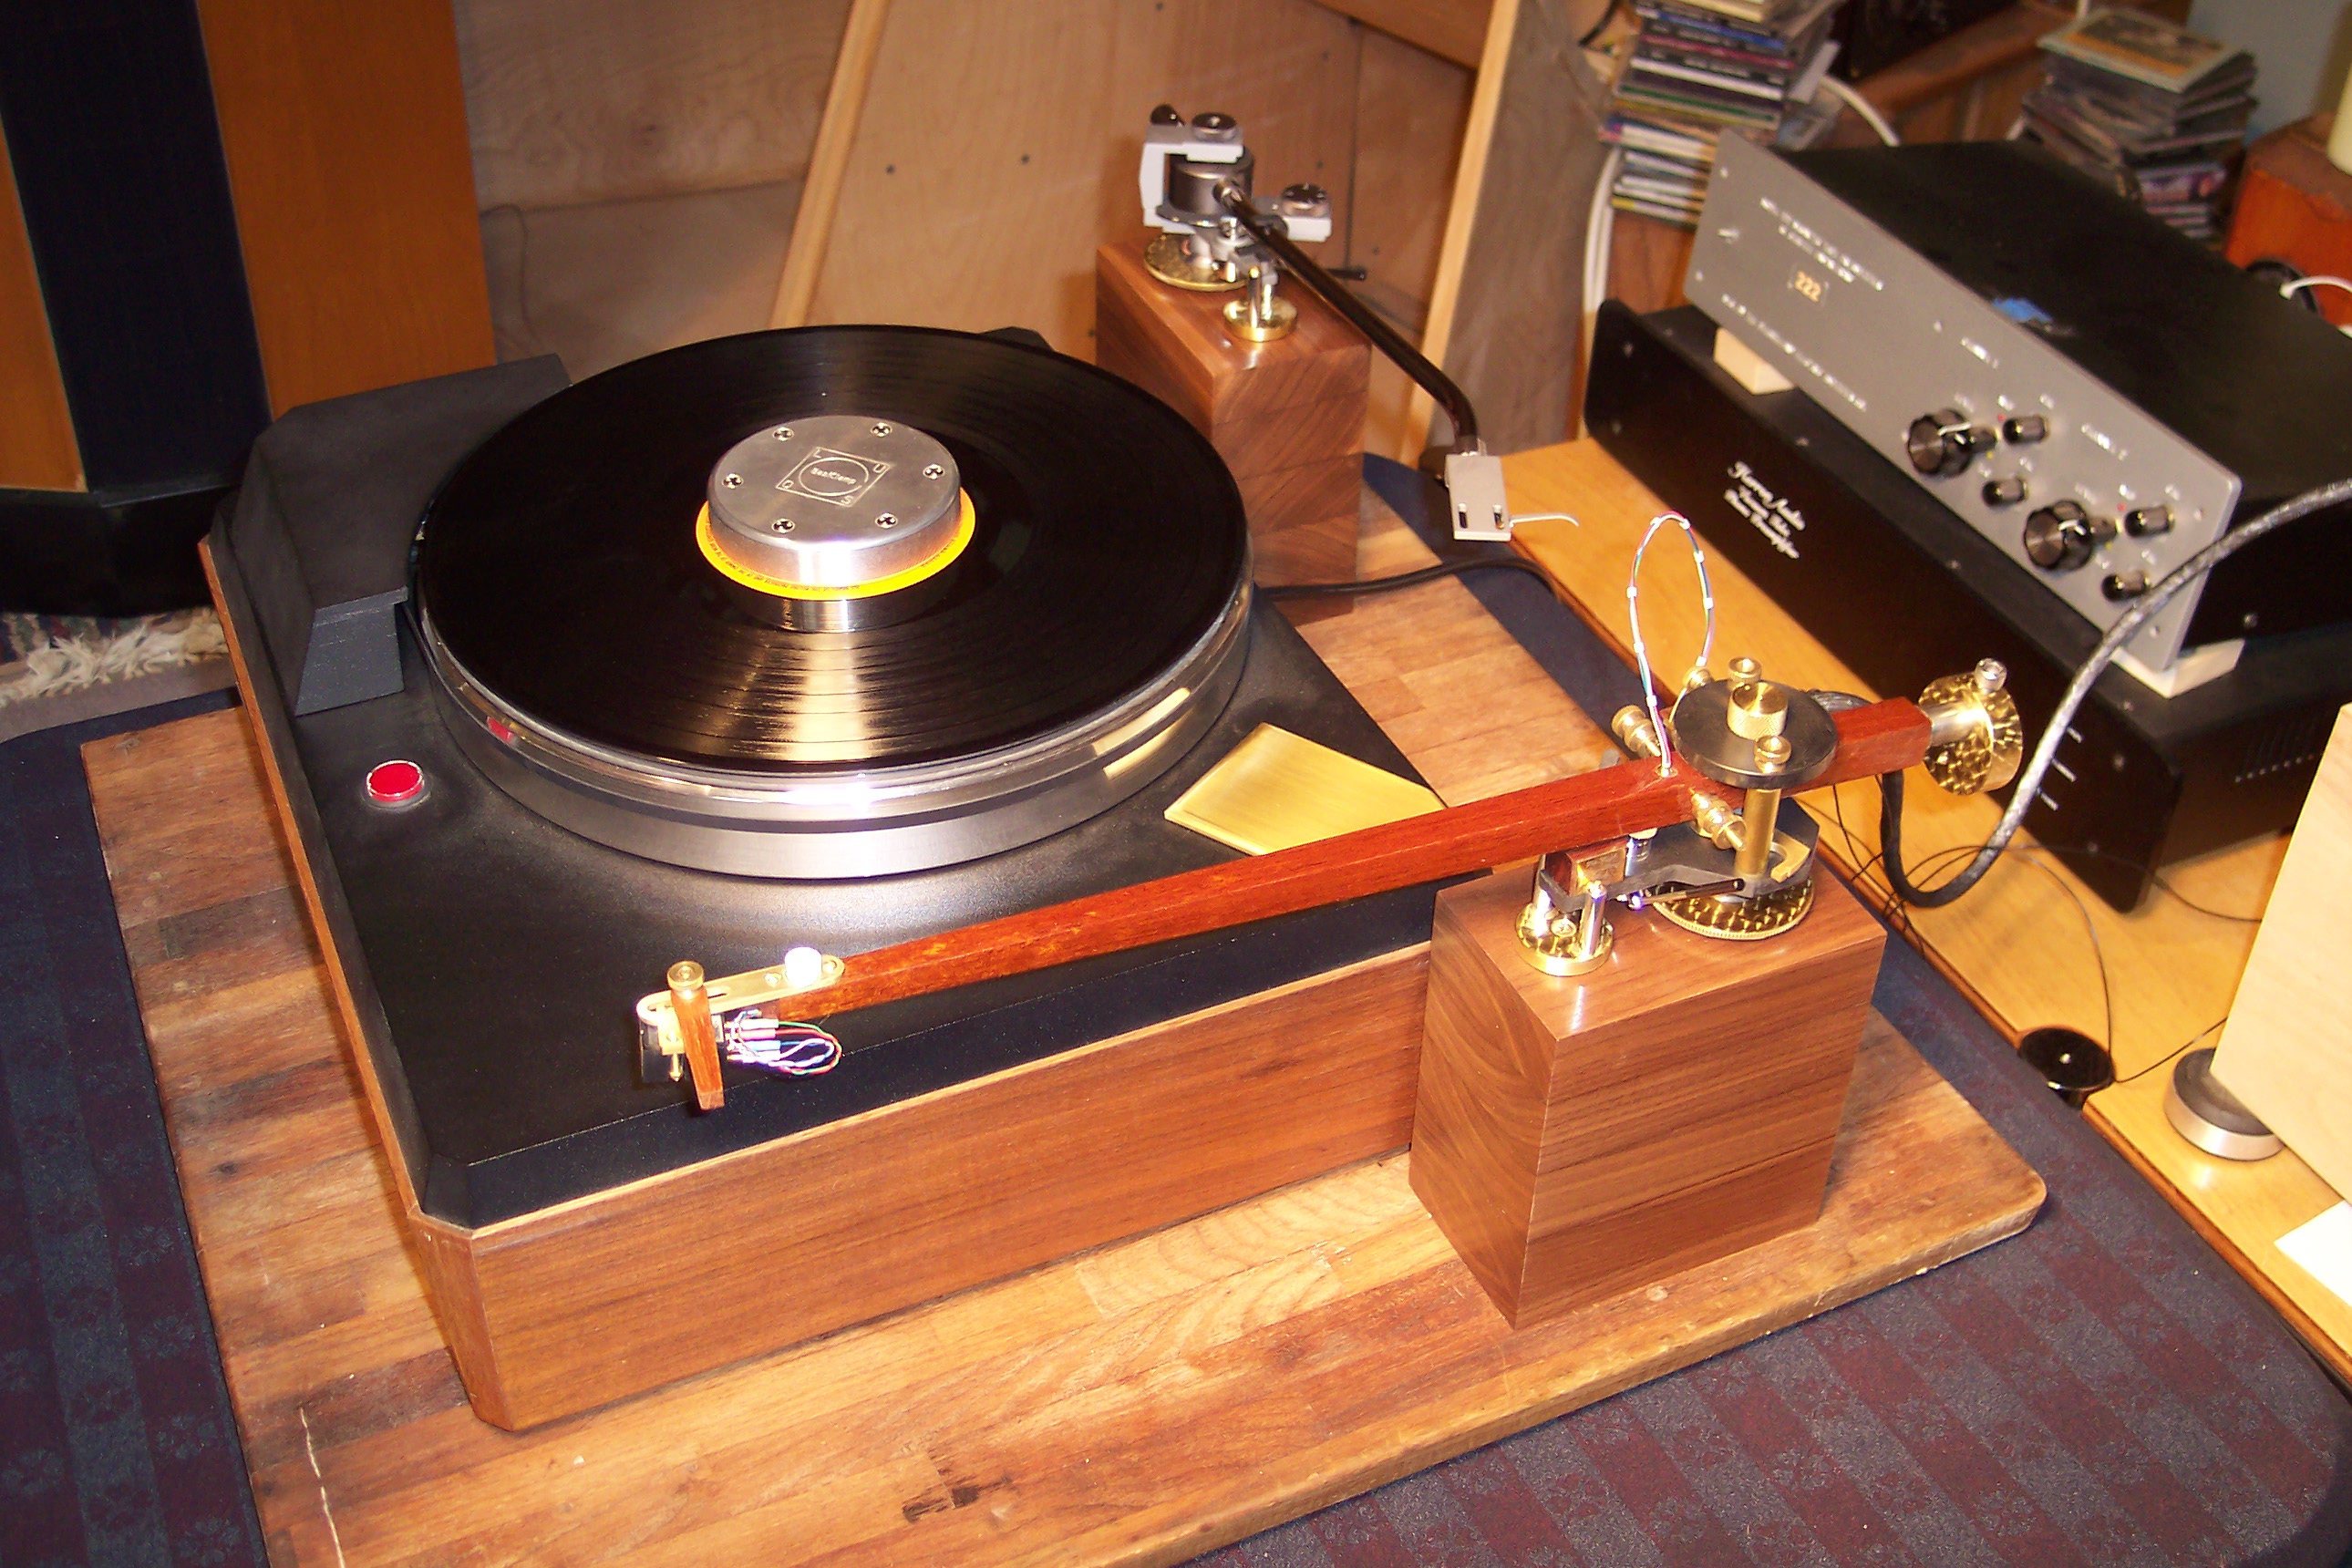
(0, 611), (234, 746)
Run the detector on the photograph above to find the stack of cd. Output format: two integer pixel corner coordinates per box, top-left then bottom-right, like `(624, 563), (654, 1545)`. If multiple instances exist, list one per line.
(2020, 8), (2255, 242)
(1604, 0), (1846, 227)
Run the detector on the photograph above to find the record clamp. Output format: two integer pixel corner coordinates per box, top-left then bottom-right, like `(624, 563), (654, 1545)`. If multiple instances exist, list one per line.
(696, 414), (976, 632)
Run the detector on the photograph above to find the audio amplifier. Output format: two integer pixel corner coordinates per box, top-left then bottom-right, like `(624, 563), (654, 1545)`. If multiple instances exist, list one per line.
(1686, 139), (2352, 687)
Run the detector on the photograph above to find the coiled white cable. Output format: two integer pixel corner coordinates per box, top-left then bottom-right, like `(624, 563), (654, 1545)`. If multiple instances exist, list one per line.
(1625, 511), (1717, 776)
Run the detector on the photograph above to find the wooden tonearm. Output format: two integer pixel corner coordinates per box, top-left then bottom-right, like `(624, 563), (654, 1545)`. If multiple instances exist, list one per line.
(639, 657), (2026, 1110)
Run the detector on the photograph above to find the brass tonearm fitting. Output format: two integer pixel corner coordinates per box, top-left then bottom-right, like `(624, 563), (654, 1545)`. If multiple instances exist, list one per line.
(1519, 653), (2019, 974)
(636, 945), (845, 1109)
(1518, 655), (1836, 972)
(1916, 659), (2024, 796)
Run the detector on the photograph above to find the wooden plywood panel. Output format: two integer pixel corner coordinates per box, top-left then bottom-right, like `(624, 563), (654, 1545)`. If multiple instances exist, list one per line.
(453, 0), (852, 211)
(1352, 27), (1473, 455)
(1431, 0), (1608, 454)
(197, 0), (495, 412)
(1316, 0), (1489, 67)
(0, 129), (79, 491)
(2213, 707), (2352, 1200)
(812, 0), (1358, 355)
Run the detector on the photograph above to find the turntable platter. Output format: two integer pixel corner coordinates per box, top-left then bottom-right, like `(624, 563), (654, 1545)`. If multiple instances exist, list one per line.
(414, 327), (1254, 879)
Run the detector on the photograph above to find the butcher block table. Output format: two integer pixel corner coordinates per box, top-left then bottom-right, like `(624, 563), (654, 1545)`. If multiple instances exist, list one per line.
(86, 494), (2049, 1565)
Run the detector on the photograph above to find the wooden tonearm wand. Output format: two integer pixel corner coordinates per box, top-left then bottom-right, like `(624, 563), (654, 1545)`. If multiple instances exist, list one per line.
(640, 658), (2020, 1109)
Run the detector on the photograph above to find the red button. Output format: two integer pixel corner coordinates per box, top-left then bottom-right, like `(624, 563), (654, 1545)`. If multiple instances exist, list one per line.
(365, 759), (426, 806)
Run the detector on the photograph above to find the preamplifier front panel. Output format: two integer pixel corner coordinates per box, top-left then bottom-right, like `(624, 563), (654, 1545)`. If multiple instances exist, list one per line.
(1687, 135), (2240, 673)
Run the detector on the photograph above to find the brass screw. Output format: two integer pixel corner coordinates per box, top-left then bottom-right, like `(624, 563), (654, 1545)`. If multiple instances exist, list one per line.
(666, 960), (704, 993)
(1755, 735), (1792, 773)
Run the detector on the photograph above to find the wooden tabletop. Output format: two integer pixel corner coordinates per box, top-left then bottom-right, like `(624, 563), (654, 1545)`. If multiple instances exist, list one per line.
(1501, 438), (2352, 1384)
(88, 498), (2041, 1566)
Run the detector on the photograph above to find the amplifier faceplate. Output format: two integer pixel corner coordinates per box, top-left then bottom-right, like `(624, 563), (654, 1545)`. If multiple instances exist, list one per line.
(1687, 136), (2240, 674)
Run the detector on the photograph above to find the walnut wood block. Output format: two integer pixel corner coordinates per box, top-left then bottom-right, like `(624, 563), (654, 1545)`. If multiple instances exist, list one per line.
(1413, 867), (1884, 1326)
(1096, 240), (1366, 586)
(84, 705), (2041, 1566)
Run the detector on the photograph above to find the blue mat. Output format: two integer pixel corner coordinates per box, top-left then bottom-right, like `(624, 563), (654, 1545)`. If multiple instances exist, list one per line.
(2, 686), (263, 1568)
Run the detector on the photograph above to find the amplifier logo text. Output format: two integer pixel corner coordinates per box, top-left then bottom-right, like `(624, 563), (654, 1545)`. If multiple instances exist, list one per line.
(1726, 460), (1805, 560)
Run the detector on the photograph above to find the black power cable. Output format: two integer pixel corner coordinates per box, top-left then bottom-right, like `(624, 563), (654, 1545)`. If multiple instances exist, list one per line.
(1260, 554), (1553, 602)
(1876, 473), (2352, 909)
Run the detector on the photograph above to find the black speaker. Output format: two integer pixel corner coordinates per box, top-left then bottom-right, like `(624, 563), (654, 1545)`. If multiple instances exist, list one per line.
(0, 1), (272, 614)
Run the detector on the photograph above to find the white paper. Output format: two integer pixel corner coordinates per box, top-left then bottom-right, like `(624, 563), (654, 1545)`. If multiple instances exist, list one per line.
(2276, 1202), (2352, 1308)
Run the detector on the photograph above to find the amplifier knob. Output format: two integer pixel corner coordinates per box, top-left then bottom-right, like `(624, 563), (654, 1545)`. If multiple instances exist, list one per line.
(2002, 415), (2049, 443)
(2102, 570), (2150, 601)
(1905, 409), (1992, 477)
(2125, 505), (2173, 537)
(1983, 476), (2027, 507)
(2022, 500), (2112, 572)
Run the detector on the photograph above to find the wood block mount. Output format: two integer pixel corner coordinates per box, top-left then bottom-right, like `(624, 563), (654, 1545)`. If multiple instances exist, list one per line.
(1095, 240), (1367, 589)
(1411, 866), (1886, 1326)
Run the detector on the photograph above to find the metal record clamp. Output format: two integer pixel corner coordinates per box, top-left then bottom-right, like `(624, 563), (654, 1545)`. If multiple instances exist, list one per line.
(1132, 104), (1513, 544)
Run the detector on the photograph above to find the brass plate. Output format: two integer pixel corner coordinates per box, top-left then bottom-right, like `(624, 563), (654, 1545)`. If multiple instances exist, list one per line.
(1165, 724), (1442, 855)
(1222, 294), (1297, 342)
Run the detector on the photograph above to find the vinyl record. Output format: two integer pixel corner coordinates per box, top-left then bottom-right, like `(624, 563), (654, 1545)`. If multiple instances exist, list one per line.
(413, 326), (1255, 879)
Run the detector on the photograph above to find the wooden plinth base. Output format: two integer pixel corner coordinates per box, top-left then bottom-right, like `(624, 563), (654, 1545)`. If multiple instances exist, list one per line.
(1095, 239), (1367, 589)
(87, 709), (2041, 1567)
(1413, 868), (1884, 1326)
(418, 944), (1430, 1429)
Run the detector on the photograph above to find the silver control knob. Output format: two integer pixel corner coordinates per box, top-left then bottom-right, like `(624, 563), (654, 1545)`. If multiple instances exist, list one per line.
(2102, 571), (2149, 601)
(2002, 415), (2049, 443)
(1983, 476), (2027, 507)
(2124, 506), (2173, 537)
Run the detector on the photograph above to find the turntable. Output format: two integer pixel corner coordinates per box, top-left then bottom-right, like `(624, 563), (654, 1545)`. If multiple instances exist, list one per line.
(207, 315), (2006, 1431)
(208, 326), (1466, 1428)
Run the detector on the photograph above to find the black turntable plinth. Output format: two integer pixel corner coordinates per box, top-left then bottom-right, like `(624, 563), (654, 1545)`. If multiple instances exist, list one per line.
(210, 327), (1451, 1427)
